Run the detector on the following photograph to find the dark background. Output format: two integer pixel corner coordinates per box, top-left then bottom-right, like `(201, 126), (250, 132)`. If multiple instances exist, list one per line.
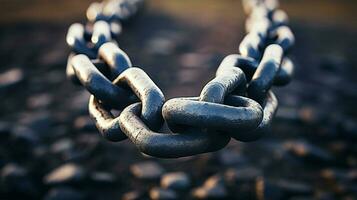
(0, 0), (356, 199)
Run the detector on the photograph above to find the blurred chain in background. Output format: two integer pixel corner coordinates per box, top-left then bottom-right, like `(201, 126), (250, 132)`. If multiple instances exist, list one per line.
(66, 0), (295, 158)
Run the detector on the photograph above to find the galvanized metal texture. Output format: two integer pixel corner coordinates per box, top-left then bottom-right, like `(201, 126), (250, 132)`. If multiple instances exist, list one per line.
(65, 0), (296, 158)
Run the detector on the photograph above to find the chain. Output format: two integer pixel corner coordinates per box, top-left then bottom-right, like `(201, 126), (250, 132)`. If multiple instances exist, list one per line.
(65, 0), (295, 158)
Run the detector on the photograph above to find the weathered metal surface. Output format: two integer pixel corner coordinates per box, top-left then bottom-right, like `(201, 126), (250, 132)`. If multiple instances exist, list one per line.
(162, 96), (263, 139)
(119, 103), (231, 158)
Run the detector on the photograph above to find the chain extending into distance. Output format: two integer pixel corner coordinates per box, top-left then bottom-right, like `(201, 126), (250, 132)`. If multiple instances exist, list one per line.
(66, 0), (295, 158)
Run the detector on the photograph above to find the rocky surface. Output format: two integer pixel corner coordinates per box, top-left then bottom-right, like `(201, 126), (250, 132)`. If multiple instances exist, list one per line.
(0, 0), (356, 199)
(130, 161), (165, 180)
(161, 172), (191, 190)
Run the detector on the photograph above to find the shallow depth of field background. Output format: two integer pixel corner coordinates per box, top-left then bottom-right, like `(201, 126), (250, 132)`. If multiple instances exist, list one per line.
(0, 0), (356, 200)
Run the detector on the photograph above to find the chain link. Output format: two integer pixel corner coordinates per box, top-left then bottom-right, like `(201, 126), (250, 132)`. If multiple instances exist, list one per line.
(65, 0), (295, 158)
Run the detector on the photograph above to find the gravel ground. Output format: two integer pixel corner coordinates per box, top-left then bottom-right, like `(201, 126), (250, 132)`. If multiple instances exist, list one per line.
(0, 0), (356, 199)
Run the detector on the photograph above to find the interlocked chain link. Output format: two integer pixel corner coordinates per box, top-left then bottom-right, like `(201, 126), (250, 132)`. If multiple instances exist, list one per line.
(65, 0), (295, 158)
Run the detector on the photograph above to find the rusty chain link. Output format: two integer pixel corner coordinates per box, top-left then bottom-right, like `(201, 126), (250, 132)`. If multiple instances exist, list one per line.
(65, 0), (295, 158)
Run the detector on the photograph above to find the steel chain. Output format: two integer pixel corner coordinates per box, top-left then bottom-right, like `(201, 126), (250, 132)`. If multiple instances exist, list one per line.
(65, 0), (295, 158)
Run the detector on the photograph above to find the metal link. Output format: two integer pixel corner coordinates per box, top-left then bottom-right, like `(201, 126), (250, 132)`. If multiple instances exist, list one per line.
(161, 58), (262, 139)
(162, 96), (263, 140)
(271, 26), (295, 52)
(91, 20), (112, 49)
(271, 9), (289, 28)
(66, 23), (97, 59)
(67, 53), (110, 85)
(248, 44), (283, 103)
(89, 67), (164, 141)
(113, 67), (165, 130)
(217, 54), (293, 86)
(66, 53), (79, 84)
(247, 17), (270, 38)
(239, 33), (264, 60)
(109, 22), (123, 37)
(88, 95), (126, 141)
(98, 42), (132, 78)
(119, 103), (231, 158)
(274, 57), (294, 86)
(65, 0), (296, 158)
(203, 64), (247, 102)
(264, 0), (279, 13)
(87, 2), (107, 22)
(238, 91), (278, 141)
(71, 54), (135, 109)
(87, 0), (144, 22)
(242, 0), (260, 14)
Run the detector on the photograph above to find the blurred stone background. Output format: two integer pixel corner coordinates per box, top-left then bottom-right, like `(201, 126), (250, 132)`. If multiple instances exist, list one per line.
(0, 0), (356, 199)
